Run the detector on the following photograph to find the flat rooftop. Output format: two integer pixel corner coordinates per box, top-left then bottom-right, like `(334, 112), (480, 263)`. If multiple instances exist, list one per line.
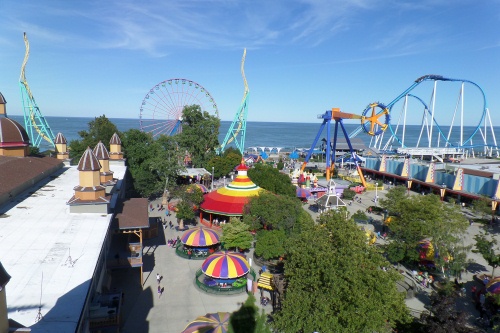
(0, 163), (126, 332)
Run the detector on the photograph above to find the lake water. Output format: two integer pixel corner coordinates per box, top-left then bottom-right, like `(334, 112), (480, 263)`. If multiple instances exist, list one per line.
(7, 115), (500, 153)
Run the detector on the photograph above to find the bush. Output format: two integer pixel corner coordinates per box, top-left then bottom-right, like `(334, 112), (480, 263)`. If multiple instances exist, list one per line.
(342, 189), (356, 200)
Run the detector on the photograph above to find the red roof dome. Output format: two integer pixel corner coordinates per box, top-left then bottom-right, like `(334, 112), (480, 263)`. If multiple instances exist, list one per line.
(0, 117), (30, 147)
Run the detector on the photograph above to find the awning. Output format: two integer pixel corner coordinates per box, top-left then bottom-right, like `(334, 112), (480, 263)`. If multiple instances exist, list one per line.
(257, 272), (274, 290)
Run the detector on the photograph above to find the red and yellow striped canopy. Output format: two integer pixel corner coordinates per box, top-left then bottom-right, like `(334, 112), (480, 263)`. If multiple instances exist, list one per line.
(200, 162), (261, 216)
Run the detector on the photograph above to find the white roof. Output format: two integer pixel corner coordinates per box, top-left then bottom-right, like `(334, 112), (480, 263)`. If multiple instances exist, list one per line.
(0, 164), (126, 332)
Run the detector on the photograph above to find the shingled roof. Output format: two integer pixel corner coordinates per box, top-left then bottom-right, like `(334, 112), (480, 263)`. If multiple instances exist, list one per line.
(109, 132), (121, 145)
(114, 198), (149, 229)
(93, 141), (110, 160)
(77, 147), (101, 171)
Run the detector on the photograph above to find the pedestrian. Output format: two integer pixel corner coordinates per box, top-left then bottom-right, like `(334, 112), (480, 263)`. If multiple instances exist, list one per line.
(188, 249), (192, 259)
(157, 285), (162, 298)
(156, 273), (161, 284)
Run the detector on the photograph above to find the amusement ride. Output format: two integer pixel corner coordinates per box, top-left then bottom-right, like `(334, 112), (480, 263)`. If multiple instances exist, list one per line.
(19, 32), (56, 148)
(350, 75), (498, 158)
(139, 79), (219, 137)
(218, 49), (249, 154)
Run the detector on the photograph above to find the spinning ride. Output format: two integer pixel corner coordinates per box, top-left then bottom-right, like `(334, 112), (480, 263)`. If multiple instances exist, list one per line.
(301, 107), (390, 185)
(139, 79), (219, 137)
(19, 32), (56, 148)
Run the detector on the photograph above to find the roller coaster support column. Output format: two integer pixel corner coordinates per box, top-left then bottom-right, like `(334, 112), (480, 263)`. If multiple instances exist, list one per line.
(301, 110), (332, 179)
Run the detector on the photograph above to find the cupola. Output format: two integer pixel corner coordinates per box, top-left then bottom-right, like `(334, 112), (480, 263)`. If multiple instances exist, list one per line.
(54, 132), (69, 160)
(72, 147), (106, 201)
(93, 141), (114, 183)
(109, 133), (123, 160)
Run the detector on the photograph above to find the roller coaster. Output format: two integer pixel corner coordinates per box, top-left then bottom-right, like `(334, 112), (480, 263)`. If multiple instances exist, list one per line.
(350, 75), (498, 158)
(218, 49), (249, 154)
(19, 33), (56, 148)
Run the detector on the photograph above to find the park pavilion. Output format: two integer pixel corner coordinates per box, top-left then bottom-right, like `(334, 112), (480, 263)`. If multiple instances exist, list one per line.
(199, 161), (261, 227)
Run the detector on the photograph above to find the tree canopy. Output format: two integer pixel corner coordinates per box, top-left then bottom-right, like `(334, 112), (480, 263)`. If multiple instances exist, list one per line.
(381, 189), (469, 272)
(207, 147), (242, 178)
(220, 218), (253, 251)
(473, 232), (500, 277)
(272, 210), (410, 332)
(69, 115), (120, 162)
(242, 192), (313, 235)
(247, 164), (296, 197)
(177, 105), (220, 168)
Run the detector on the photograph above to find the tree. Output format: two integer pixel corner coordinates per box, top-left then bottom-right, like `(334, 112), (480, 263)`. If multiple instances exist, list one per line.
(247, 164), (296, 197)
(69, 115), (120, 162)
(272, 210), (410, 332)
(242, 192), (313, 235)
(254, 230), (286, 260)
(171, 185), (204, 229)
(379, 185), (407, 215)
(121, 129), (184, 197)
(220, 219), (253, 251)
(384, 194), (469, 273)
(207, 148), (242, 178)
(473, 233), (500, 277)
(228, 293), (272, 333)
(471, 196), (492, 221)
(177, 105), (220, 168)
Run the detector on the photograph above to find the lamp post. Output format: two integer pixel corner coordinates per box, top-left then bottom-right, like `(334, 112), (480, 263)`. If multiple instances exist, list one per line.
(223, 176), (226, 186)
(491, 196), (498, 225)
(440, 183), (446, 202)
(406, 177), (413, 196)
(211, 166), (214, 191)
(375, 182), (379, 206)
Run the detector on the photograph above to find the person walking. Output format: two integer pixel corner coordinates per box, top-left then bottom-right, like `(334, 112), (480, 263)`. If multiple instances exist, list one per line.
(156, 273), (161, 284)
(157, 285), (162, 299)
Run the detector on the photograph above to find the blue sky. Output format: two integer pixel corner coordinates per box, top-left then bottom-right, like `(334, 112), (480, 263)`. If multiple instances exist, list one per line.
(0, 0), (499, 126)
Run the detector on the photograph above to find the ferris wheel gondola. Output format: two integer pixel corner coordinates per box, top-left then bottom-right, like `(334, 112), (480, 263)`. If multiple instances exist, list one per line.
(139, 79), (219, 137)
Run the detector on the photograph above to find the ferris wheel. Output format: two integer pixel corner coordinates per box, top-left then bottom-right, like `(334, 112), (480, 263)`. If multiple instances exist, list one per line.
(139, 79), (219, 137)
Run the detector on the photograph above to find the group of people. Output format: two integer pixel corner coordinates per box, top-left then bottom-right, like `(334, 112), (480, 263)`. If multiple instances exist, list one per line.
(212, 218), (226, 226)
(411, 270), (434, 288)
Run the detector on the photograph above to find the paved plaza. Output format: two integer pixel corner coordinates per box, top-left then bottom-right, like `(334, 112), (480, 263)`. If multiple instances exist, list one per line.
(110, 179), (496, 332)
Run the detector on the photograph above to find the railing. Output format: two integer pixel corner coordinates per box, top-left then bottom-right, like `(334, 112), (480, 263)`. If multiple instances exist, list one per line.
(194, 268), (256, 295)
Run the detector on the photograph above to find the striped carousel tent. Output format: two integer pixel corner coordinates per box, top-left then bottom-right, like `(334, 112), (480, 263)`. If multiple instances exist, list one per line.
(200, 161), (261, 223)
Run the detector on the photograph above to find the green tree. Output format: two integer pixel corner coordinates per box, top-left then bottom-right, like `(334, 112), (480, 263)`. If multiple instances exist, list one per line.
(242, 192), (313, 235)
(247, 164), (296, 197)
(471, 196), (492, 221)
(69, 115), (120, 162)
(379, 185), (407, 215)
(254, 230), (287, 260)
(384, 194), (469, 272)
(221, 218), (253, 251)
(207, 148), (242, 178)
(171, 185), (204, 229)
(121, 129), (184, 197)
(273, 210), (410, 333)
(473, 233), (500, 277)
(228, 293), (272, 333)
(177, 105), (220, 168)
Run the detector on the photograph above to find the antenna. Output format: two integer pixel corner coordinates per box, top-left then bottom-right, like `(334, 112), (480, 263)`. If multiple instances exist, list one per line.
(35, 272), (43, 322)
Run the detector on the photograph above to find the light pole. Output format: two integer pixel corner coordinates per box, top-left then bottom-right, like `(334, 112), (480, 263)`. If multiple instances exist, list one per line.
(223, 176), (226, 186)
(491, 196), (498, 225)
(406, 177), (413, 196)
(375, 182), (379, 206)
(211, 166), (214, 191)
(440, 183), (446, 202)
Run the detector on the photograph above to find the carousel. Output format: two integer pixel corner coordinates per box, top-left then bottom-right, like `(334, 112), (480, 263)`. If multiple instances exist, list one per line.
(199, 160), (261, 227)
(176, 226), (221, 259)
(195, 251), (255, 294)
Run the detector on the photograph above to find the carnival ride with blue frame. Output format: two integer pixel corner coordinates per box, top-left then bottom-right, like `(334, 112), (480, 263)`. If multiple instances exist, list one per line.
(301, 106), (390, 186)
(350, 75), (498, 158)
(19, 32), (56, 148)
(218, 49), (249, 155)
